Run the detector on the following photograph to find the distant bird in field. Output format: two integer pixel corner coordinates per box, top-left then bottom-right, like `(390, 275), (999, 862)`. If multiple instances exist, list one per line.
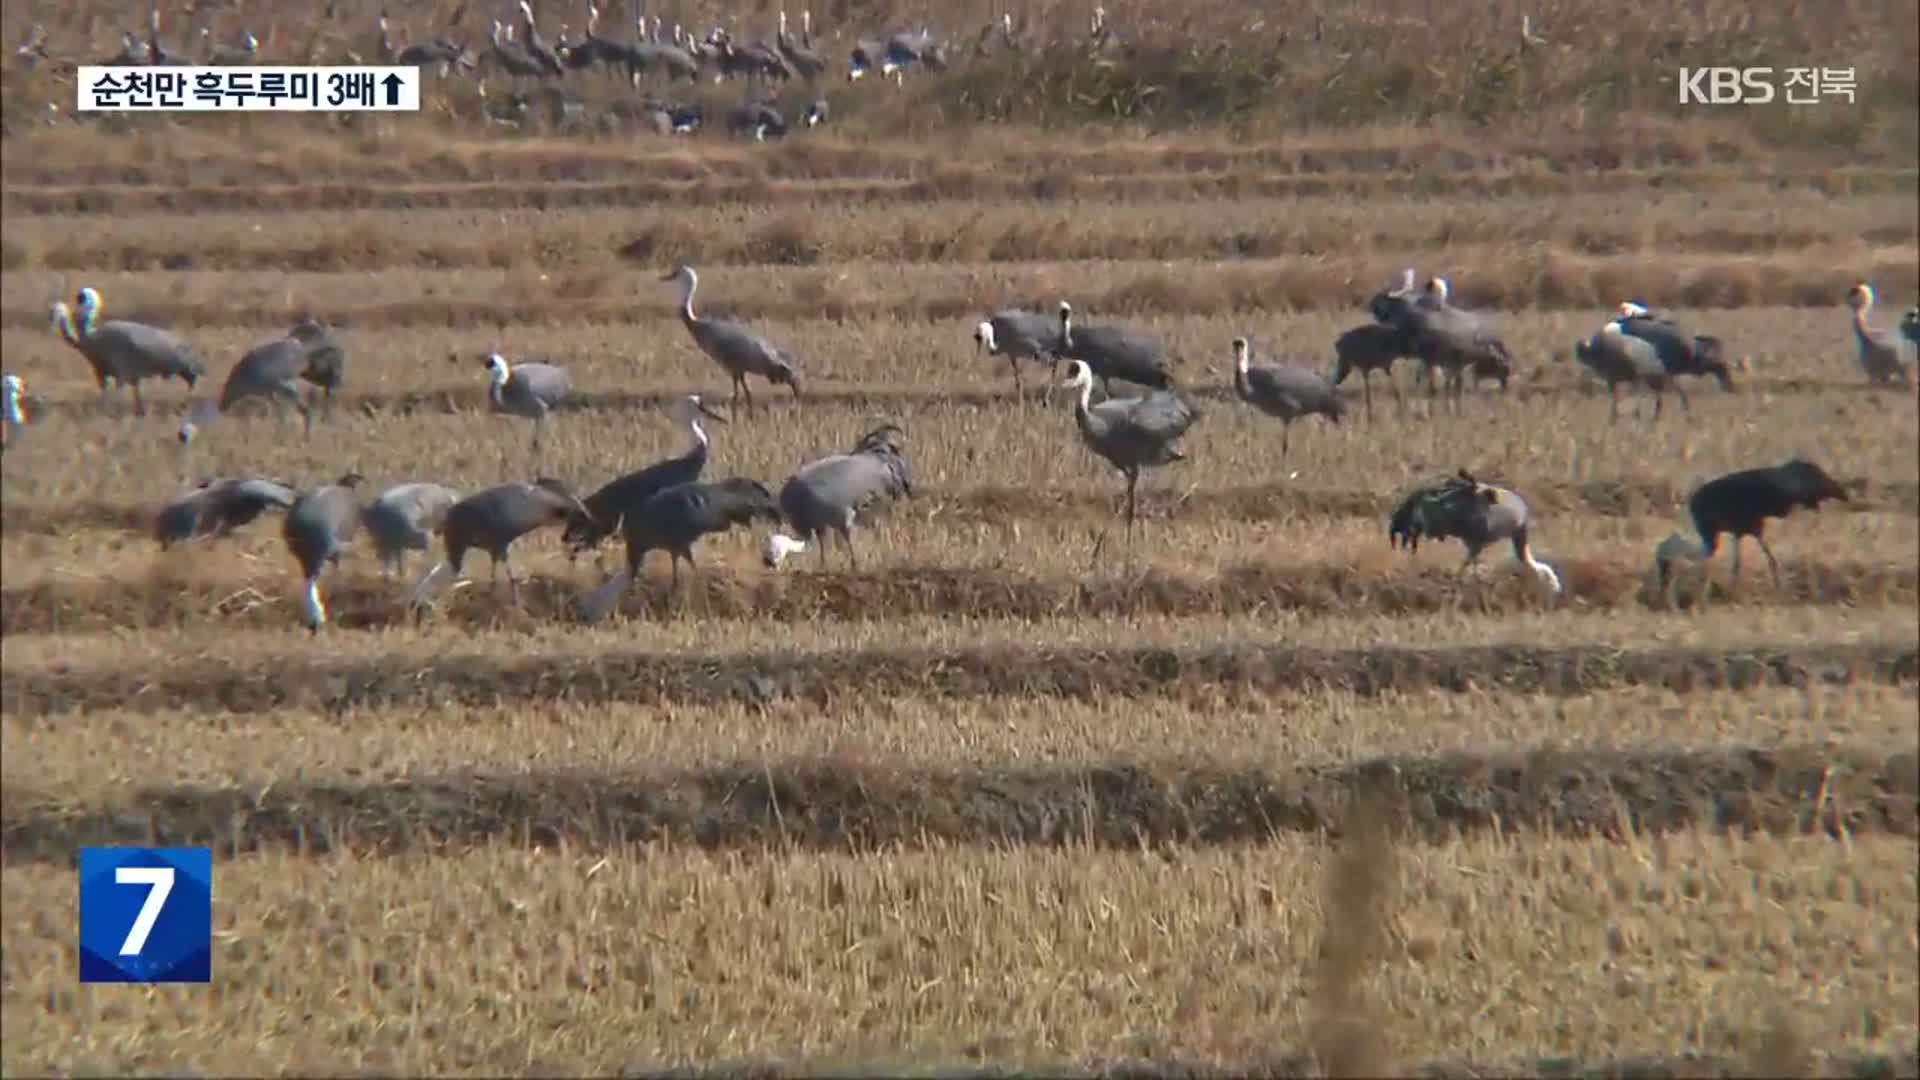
(2, 372), (26, 454)
(1054, 301), (1173, 393)
(974, 308), (1063, 393)
(360, 481), (462, 579)
(1331, 321), (1413, 421)
(1059, 359), (1198, 536)
(1388, 470), (1561, 595)
(1228, 337), (1343, 461)
(1610, 301), (1737, 394)
(1844, 283), (1915, 388)
(664, 264), (802, 414)
(577, 477), (786, 622)
(154, 476), (299, 549)
(484, 352), (573, 454)
(764, 424), (913, 570)
(563, 394), (729, 559)
(408, 478), (597, 614)
(283, 472), (365, 632)
(49, 288), (204, 414)
(1653, 458), (1849, 592)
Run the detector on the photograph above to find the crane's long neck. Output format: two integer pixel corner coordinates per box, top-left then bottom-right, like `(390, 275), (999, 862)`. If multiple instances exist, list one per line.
(1059, 311), (1073, 349)
(678, 272), (699, 324)
(1233, 348), (1251, 397)
(1852, 302), (1875, 342)
(3, 387), (22, 425)
(52, 307), (82, 346)
(1071, 378), (1093, 421)
(687, 415), (708, 449)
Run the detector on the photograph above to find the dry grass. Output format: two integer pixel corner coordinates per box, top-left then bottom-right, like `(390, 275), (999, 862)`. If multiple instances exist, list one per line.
(6, 25), (1920, 1067)
(4, 833), (1916, 1073)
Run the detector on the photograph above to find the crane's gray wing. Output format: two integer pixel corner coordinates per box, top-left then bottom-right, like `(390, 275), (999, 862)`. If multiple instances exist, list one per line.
(710, 318), (795, 366)
(1093, 391), (1196, 443)
(226, 478), (299, 508)
(517, 363), (573, 403)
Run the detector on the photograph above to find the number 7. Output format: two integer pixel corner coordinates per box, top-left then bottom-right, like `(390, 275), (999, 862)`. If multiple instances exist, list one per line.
(115, 866), (175, 956)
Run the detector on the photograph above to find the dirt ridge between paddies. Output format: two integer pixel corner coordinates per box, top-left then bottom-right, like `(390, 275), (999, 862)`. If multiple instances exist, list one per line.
(8, 252), (1918, 328)
(6, 475), (1911, 540)
(4, 743), (1913, 865)
(4, 641), (1912, 720)
(9, 376), (1907, 429)
(4, 559), (1915, 638)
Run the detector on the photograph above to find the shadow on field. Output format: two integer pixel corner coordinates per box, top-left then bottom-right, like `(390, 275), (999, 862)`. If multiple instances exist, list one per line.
(3, 744), (1913, 865)
(4, 641), (1913, 720)
(3, 557), (1915, 636)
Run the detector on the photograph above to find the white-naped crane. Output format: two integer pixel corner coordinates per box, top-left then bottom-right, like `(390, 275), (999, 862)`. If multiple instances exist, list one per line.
(562, 395), (729, 559)
(408, 477), (599, 616)
(975, 308), (1064, 393)
(663, 264), (802, 414)
(1844, 283), (1915, 388)
(483, 351), (572, 457)
(1228, 337), (1344, 462)
(49, 288), (205, 415)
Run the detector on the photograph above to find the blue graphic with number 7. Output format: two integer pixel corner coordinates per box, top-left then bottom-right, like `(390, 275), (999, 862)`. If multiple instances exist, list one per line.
(77, 847), (212, 984)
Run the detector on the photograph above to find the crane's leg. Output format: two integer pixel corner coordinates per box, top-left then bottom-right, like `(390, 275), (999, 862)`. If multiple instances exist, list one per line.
(840, 526), (858, 572)
(1008, 355), (1023, 397)
(1756, 532), (1781, 588)
(1609, 383), (1620, 421)
(132, 381), (147, 416)
(1729, 537), (1742, 584)
(740, 376), (756, 414)
(1361, 371), (1373, 423)
(1281, 422), (1290, 462)
(1675, 381), (1691, 414)
(1124, 469), (1139, 540)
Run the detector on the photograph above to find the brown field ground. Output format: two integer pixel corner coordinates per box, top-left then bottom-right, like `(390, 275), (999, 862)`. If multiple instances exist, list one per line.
(3, 0), (1919, 1073)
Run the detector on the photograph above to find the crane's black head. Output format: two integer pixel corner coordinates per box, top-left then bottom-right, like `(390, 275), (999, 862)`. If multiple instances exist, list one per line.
(335, 471), (366, 489)
(1367, 289), (1414, 326)
(767, 358), (802, 395)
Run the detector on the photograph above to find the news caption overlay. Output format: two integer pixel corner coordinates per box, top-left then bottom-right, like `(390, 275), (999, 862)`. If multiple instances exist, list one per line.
(78, 67), (421, 112)
(78, 847), (212, 984)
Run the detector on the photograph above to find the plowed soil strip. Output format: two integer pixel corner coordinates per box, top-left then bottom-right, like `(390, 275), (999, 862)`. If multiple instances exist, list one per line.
(4, 640), (1912, 719)
(4, 475), (1910, 539)
(4, 743), (1912, 863)
(4, 560), (1914, 636)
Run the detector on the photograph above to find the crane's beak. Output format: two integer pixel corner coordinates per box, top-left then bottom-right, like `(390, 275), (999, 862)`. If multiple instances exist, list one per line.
(696, 401), (728, 424)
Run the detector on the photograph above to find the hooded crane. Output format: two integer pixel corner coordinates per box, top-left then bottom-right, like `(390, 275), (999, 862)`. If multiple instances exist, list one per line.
(219, 319), (346, 435)
(360, 481), (462, 579)
(1060, 359), (1198, 536)
(484, 352), (572, 455)
(1653, 458), (1849, 593)
(974, 309), (1063, 393)
(1331, 320), (1414, 421)
(562, 394), (729, 558)
(1388, 470), (1561, 595)
(283, 472), (364, 633)
(1055, 301), (1173, 393)
(1844, 283), (1915, 388)
(155, 476), (299, 549)
(775, 9), (825, 79)
(488, 18), (550, 83)
(408, 478), (597, 614)
(763, 424), (913, 570)
(49, 289), (204, 415)
(664, 264), (802, 414)
(1573, 320), (1686, 420)
(1229, 337), (1344, 461)
(516, 0), (566, 75)
(727, 100), (789, 140)
(578, 477), (785, 622)
(2, 373), (25, 455)
(1901, 306), (1920, 351)
(1611, 301), (1736, 393)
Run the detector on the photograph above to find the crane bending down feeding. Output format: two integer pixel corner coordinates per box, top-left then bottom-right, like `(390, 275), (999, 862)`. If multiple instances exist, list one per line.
(220, 319), (347, 435)
(1229, 337), (1343, 461)
(360, 482), (463, 579)
(154, 476), (299, 548)
(577, 477), (786, 623)
(484, 352), (573, 454)
(1388, 470), (1561, 595)
(282, 472), (365, 632)
(408, 478), (598, 615)
(974, 309), (1062, 394)
(763, 424), (913, 570)
(1059, 359), (1198, 537)
(1653, 458), (1848, 593)
(1573, 321), (1685, 420)
(1610, 301), (1737, 393)
(663, 264), (802, 414)
(563, 395), (729, 559)
(49, 288), (205, 414)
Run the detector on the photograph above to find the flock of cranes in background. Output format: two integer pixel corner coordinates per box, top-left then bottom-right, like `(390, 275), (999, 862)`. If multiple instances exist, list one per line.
(2, 264), (1915, 632)
(12, 1), (1126, 137)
